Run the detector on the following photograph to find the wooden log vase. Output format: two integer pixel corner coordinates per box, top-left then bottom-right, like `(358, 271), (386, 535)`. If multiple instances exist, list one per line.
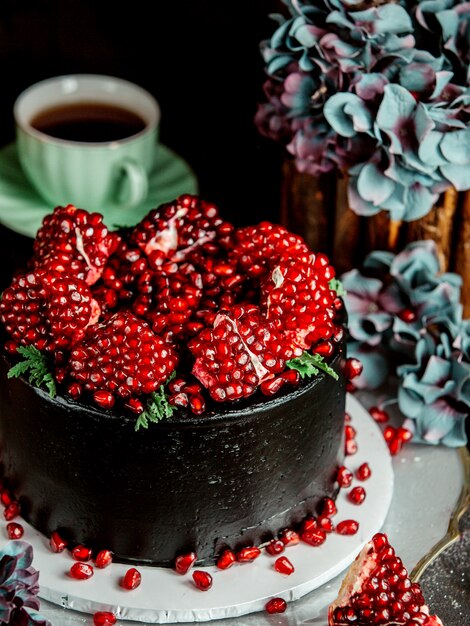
(280, 158), (470, 317)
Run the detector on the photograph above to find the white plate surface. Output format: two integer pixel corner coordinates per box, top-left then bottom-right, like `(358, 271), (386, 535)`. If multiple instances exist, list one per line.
(0, 394), (393, 623)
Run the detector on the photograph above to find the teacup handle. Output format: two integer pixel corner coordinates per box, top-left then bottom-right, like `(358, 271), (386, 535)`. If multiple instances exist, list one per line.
(114, 158), (148, 208)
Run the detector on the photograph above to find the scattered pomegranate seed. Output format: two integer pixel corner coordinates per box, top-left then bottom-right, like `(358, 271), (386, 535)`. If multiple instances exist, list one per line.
(274, 556), (295, 575)
(399, 308), (416, 323)
(356, 463), (372, 481)
(336, 520), (359, 536)
(319, 497), (337, 517)
(69, 562), (94, 580)
(345, 438), (358, 456)
(348, 486), (366, 505)
(50, 530), (67, 553)
(301, 528), (327, 546)
(1, 490), (13, 506)
(384, 426), (396, 442)
(397, 427), (413, 442)
(343, 358), (363, 380)
(279, 528), (300, 546)
(121, 568), (141, 590)
(318, 515), (335, 533)
(94, 549), (113, 569)
(175, 552), (197, 575)
(217, 549), (236, 570)
(336, 466), (353, 488)
(369, 406), (389, 423)
(384, 425), (413, 456)
(4, 501), (20, 521)
(192, 570), (213, 591)
(265, 539), (285, 556)
(93, 612), (117, 626)
(72, 545), (93, 561)
(236, 546), (261, 562)
(265, 597), (287, 614)
(301, 517), (318, 532)
(6, 522), (24, 539)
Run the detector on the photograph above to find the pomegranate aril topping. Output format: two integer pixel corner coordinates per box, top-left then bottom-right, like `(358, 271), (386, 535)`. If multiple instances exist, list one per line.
(121, 567), (142, 590)
(70, 562), (94, 580)
(301, 528), (327, 546)
(336, 466), (353, 488)
(265, 597), (287, 614)
(279, 528), (300, 546)
(265, 539), (285, 556)
(192, 570), (213, 591)
(236, 546), (261, 562)
(93, 612), (117, 626)
(348, 486), (366, 505)
(336, 520), (359, 535)
(94, 549), (113, 568)
(72, 545), (92, 561)
(274, 556), (295, 575)
(50, 530), (67, 552)
(6, 522), (24, 539)
(217, 549), (236, 570)
(356, 463), (372, 481)
(4, 501), (20, 521)
(175, 551), (197, 574)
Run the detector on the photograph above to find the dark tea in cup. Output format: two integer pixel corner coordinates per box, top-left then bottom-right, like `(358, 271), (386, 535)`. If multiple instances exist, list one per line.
(30, 102), (147, 143)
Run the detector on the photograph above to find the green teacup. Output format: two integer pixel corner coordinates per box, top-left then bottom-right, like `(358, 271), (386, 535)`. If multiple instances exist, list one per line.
(14, 74), (160, 213)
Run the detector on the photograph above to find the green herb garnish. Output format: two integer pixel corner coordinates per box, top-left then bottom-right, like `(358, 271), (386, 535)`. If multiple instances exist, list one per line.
(329, 277), (346, 297)
(135, 372), (176, 431)
(8, 345), (57, 397)
(287, 351), (339, 381)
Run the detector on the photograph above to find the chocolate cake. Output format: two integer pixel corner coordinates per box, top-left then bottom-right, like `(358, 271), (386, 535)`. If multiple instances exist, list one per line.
(0, 195), (348, 567)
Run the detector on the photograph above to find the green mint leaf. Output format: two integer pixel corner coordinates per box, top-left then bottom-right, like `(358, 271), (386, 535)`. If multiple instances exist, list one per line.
(329, 278), (346, 297)
(135, 372), (176, 431)
(287, 351), (339, 381)
(8, 345), (57, 397)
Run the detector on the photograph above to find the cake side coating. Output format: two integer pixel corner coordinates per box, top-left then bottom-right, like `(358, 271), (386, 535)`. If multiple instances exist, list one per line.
(0, 342), (345, 567)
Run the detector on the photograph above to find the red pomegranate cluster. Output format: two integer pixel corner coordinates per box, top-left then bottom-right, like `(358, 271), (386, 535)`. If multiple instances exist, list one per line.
(0, 195), (344, 418)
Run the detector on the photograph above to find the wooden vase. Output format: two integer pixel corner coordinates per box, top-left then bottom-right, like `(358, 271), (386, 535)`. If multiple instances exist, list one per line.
(280, 159), (470, 317)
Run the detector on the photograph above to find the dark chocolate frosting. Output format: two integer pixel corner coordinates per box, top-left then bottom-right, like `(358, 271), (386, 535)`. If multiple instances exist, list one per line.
(0, 343), (346, 567)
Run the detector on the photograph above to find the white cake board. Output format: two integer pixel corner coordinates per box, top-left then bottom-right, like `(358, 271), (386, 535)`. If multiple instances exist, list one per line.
(0, 394), (393, 623)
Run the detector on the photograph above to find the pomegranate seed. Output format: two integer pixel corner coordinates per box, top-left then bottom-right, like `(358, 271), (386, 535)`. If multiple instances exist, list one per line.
(93, 612), (117, 626)
(175, 552), (197, 574)
(389, 437), (403, 456)
(346, 438), (358, 455)
(265, 539), (285, 555)
(279, 528), (300, 546)
(121, 568), (141, 590)
(318, 515), (334, 532)
(397, 427), (413, 442)
(384, 426), (396, 442)
(319, 497), (337, 517)
(70, 562), (94, 580)
(274, 556), (295, 575)
(192, 570), (213, 590)
(336, 520), (359, 535)
(356, 463), (372, 481)
(337, 466), (353, 487)
(50, 530), (67, 552)
(72, 545), (92, 561)
(6, 522), (24, 539)
(94, 549), (113, 569)
(301, 528), (327, 546)
(236, 546), (261, 562)
(343, 358), (363, 380)
(399, 308), (416, 323)
(217, 549), (236, 570)
(93, 390), (115, 409)
(369, 406), (389, 423)
(265, 597), (287, 614)
(4, 501), (20, 521)
(348, 486), (366, 505)
(1, 490), (13, 506)
(301, 517), (318, 532)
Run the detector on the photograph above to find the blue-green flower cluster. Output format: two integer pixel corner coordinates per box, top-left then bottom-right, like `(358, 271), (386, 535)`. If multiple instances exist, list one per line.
(256, 0), (470, 220)
(0, 541), (51, 625)
(341, 240), (468, 446)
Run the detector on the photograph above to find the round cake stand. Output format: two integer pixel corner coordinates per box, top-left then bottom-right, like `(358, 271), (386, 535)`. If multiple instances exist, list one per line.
(0, 394), (393, 623)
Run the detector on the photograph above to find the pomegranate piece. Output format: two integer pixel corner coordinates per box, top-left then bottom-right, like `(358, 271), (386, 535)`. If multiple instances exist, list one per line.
(50, 530), (67, 553)
(265, 597), (287, 614)
(217, 549), (236, 570)
(336, 520), (360, 536)
(320, 497), (338, 517)
(279, 528), (300, 546)
(236, 546), (261, 562)
(175, 551), (197, 575)
(95, 549), (113, 569)
(348, 486), (366, 505)
(318, 515), (335, 533)
(0, 269), (100, 353)
(121, 567), (142, 590)
(69, 311), (178, 409)
(93, 612), (117, 626)
(301, 528), (327, 547)
(69, 562), (94, 580)
(72, 544), (93, 561)
(337, 466), (353, 488)
(3, 501), (20, 521)
(274, 556), (295, 575)
(369, 406), (389, 423)
(31, 204), (118, 285)
(6, 522), (24, 539)
(356, 463), (372, 481)
(265, 539), (285, 556)
(192, 570), (213, 591)
(328, 533), (443, 626)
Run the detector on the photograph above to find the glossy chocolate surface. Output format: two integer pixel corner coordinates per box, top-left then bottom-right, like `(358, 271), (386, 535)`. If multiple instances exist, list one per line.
(0, 345), (346, 566)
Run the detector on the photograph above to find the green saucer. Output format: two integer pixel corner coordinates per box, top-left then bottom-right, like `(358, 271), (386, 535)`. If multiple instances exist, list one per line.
(0, 142), (198, 238)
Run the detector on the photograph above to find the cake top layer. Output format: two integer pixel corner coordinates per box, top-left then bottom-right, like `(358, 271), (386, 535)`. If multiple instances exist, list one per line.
(0, 195), (345, 426)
